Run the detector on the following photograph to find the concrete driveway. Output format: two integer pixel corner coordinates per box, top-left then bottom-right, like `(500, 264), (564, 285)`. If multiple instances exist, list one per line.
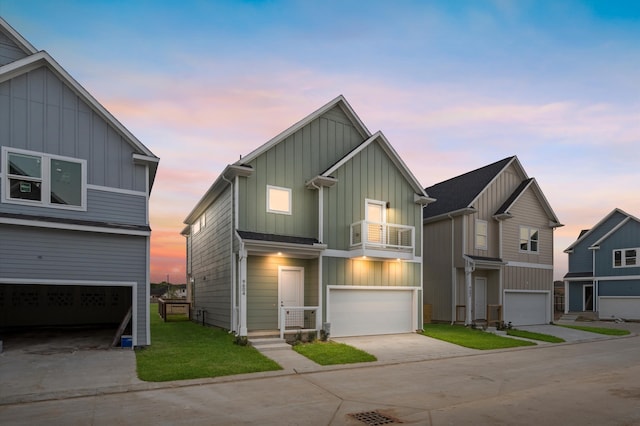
(0, 328), (141, 404)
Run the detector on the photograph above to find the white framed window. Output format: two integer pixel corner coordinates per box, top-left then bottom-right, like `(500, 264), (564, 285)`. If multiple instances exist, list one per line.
(613, 248), (638, 268)
(192, 213), (206, 235)
(2, 147), (86, 210)
(267, 185), (291, 215)
(475, 219), (487, 250)
(519, 226), (539, 253)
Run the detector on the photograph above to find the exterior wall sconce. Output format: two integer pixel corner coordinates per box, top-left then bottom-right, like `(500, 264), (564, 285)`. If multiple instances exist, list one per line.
(386, 201), (391, 208)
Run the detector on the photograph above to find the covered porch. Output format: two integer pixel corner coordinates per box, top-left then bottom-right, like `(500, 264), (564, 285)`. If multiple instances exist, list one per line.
(235, 231), (326, 337)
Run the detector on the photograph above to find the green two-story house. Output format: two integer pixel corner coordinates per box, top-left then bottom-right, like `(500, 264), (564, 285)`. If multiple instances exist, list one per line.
(182, 96), (433, 338)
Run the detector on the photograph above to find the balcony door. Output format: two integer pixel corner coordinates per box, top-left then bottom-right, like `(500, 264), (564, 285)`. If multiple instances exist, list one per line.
(366, 199), (386, 245)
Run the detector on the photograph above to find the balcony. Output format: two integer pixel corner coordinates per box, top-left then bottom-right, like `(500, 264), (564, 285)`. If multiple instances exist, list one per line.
(350, 220), (415, 260)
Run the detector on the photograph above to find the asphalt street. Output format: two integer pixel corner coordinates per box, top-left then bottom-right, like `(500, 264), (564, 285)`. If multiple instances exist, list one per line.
(1, 328), (639, 425)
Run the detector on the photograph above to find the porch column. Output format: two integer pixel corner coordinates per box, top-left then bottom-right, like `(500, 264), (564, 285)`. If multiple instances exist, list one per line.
(564, 280), (569, 314)
(239, 248), (248, 337)
(465, 259), (474, 325)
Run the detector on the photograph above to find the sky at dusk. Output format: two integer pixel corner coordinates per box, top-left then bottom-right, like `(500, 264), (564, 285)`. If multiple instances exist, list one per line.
(1, 1), (639, 283)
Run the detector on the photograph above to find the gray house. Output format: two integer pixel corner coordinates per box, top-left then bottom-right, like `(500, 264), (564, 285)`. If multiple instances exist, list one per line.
(423, 156), (563, 326)
(0, 18), (158, 346)
(563, 208), (640, 320)
(183, 95), (433, 338)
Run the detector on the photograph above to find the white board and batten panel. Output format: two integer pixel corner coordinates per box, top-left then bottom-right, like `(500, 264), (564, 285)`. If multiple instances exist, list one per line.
(327, 286), (416, 337)
(503, 290), (550, 326)
(598, 297), (640, 320)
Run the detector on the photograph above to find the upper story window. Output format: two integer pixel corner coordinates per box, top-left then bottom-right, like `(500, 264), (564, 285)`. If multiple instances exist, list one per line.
(267, 185), (291, 215)
(2, 147), (86, 210)
(519, 226), (539, 253)
(192, 213), (206, 235)
(475, 219), (488, 250)
(613, 248), (637, 268)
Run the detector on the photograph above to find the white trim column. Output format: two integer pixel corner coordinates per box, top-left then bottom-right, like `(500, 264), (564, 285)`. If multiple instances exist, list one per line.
(238, 247), (248, 337)
(465, 259), (474, 325)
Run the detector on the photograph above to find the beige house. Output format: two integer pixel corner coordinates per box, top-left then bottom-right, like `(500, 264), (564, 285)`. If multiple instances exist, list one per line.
(422, 156), (562, 326)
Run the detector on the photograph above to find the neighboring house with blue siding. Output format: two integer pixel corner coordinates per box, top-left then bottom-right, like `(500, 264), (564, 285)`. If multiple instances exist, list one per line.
(0, 18), (159, 346)
(183, 95), (433, 338)
(422, 156), (563, 326)
(563, 208), (640, 320)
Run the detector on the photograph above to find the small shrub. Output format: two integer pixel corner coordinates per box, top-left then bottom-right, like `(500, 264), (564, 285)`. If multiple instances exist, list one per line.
(320, 329), (329, 341)
(307, 331), (317, 342)
(234, 335), (248, 346)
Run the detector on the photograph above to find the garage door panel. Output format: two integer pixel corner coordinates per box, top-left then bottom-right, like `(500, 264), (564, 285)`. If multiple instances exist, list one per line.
(504, 292), (548, 326)
(329, 289), (413, 337)
(599, 297), (640, 320)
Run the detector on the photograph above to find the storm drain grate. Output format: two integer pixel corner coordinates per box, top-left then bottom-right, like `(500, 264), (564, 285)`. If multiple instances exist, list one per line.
(348, 411), (401, 425)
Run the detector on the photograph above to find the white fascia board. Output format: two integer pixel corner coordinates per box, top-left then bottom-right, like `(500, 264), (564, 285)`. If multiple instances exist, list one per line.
(0, 51), (158, 160)
(564, 208), (629, 252)
(467, 156), (518, 208)
(0, 216), (150, 236)
(0, 17), (38, 54)
(183, 164), (253, 224)
(423, 207), (477, 224)
(589, 216), (632, 248)
(235, 95), (371, 166)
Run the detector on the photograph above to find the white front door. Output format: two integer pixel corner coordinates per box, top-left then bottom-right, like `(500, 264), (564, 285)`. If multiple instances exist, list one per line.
(278, 266), (304, 327)
(474, 277), (487, 320)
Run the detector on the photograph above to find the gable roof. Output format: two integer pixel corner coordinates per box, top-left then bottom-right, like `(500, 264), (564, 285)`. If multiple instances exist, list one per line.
(0, 18), (159, 190)
(318, 131), (431, 199)
(494, 177), (562, 227)
(588, 210), (640, 249)
(422, 156), (516, 220)
(234, 95), (371, 166)
(564, 208), (636, 253)
(0, 17), (37, 57)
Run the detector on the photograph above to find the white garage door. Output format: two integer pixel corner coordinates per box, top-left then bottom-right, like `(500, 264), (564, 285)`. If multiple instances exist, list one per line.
(599, 297), (640, 320)
(328, 287), (415, 337)
(504, 291), (549, 326)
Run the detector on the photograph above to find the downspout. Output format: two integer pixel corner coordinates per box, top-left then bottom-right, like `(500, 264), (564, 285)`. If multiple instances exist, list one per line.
(448, 214), (456, 325)
(317, 184), (324, 333)
(592, 248), (597, 313)
(498, 220), (503, 308)
(465, 257), (475, 325)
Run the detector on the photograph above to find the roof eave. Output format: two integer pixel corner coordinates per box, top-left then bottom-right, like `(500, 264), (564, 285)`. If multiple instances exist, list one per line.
(423, 207), (477, 224)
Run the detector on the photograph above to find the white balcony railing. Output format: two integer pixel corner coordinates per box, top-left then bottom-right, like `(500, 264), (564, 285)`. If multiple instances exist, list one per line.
(350, 220), (415, 251)
(279, 306), (320, 339)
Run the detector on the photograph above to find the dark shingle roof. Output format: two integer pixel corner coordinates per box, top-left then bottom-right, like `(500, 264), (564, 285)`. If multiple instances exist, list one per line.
(494, 178), (533, 216)
(423, 156), (515, 220)
(237, 230), (318, 245)
(563, 271), (593, 279)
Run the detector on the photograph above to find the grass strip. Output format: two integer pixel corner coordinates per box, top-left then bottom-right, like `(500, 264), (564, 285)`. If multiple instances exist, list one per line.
(422, 324), (536, 350)
(557, 325), (630, 336)
(136, 305), (281, 381)
(507, 329), (564, 343)
(293, 341), (376, 365)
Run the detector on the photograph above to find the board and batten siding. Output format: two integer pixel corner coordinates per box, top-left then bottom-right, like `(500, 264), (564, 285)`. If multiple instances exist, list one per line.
(568, 210), (628, 273)
(0, 30), (28, 66)
(324, 140), (423, 254)
(0, 66), (147, 192)
(0, 185), (147, 225)
(246, 256), (318, 330)
(503, 266), (552, 291)
(423, 218), (454, 322)
(595, 220), (640, 277)
(464, 163), (524, 257)
(0, 224), (148, 341)
(323, 257), (420, 288)
(190, 186), (233, 329)
(238, 106), (364, 238)
(501, 188), (553, 265)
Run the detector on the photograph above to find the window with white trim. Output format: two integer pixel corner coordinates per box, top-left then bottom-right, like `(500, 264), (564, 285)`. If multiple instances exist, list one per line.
(267, 185), (291, 215)
(475, 219), (487, 249)
(613, 248), (638, 268)
(2, 147), (86, 210)
(192, 213), (206, 235)
(519, 226), (539, 253)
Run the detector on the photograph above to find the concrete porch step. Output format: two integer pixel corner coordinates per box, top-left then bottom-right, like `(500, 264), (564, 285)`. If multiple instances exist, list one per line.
(249, 337), (291, 351)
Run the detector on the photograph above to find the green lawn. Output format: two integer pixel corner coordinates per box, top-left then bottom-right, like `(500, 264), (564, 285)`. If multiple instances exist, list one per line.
(136, 305), (281, 382)
(557, 324), (630, 336)
(293, 341), (377, 365)
(422, 324), (536, 349)
(507, 329), (565, 343)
